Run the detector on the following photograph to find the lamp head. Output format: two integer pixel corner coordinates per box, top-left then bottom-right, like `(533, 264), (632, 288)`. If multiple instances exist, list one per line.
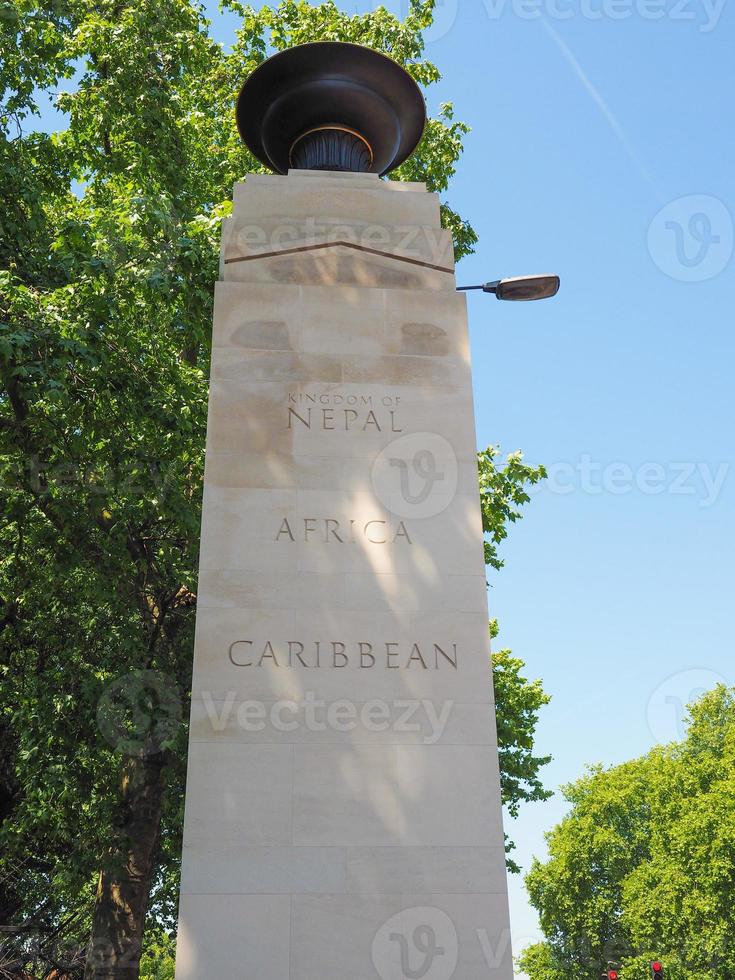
(484, 275), (561, 301)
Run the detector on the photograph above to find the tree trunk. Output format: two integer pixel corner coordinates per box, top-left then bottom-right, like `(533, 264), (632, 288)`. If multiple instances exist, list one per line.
(83, 751), (166, 980)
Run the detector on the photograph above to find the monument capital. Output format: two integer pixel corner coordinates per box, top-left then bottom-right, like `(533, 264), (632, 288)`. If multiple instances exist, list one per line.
(236, 41), (427, 175)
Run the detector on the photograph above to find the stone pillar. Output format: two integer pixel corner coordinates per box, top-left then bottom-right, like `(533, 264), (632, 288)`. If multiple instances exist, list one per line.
(175, 170), (513, 980)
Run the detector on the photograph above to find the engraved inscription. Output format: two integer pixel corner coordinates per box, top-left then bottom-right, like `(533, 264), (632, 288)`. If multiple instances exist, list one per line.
(228, 639), (459, 670)
(275, 517), (411, 544)
(287, 391), (402, 432)
(287, 406), (402, 432)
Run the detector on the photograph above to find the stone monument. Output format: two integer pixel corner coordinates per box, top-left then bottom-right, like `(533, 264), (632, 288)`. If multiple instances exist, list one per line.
(175, 42), (514, 980)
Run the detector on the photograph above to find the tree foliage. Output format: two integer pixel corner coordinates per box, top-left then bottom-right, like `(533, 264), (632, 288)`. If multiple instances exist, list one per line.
(478, 446), (547, 572)
(519, 685), (735, 980)
(491, 622), (552, 873)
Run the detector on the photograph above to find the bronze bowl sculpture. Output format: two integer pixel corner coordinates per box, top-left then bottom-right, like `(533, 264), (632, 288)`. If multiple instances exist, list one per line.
(236, 42), (427, 176)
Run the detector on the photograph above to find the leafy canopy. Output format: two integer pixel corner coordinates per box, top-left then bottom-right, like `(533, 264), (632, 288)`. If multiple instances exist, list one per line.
(519, 686), (735, 980)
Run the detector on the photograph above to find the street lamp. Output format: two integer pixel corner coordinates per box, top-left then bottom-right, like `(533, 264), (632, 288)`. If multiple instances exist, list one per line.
(457, 274), (560, 301)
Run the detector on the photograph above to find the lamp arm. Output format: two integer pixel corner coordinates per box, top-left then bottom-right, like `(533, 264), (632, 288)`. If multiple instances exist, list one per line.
(456, 281), (499, 293)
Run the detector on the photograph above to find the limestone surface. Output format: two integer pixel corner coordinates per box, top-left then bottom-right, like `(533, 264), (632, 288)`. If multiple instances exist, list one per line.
(175, 171), (513, 980)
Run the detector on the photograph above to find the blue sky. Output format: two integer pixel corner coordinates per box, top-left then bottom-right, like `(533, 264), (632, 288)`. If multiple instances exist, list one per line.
(35, 0), (734, 964)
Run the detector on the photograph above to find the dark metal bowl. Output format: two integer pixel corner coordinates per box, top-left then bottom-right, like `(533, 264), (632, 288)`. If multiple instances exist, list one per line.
(236, 42), (427, 176)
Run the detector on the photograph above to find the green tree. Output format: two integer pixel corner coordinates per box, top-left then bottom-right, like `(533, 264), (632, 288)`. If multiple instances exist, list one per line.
(492, 626), (552, 873)
(138, 930), (176, 980)
(519, 686), (735, 980)
(478, 445), (547, 573)
(1, 2), (548, 977)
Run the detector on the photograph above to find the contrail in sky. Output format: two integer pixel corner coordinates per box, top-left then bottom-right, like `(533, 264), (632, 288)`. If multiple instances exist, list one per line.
(540, 18), (661, 198)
